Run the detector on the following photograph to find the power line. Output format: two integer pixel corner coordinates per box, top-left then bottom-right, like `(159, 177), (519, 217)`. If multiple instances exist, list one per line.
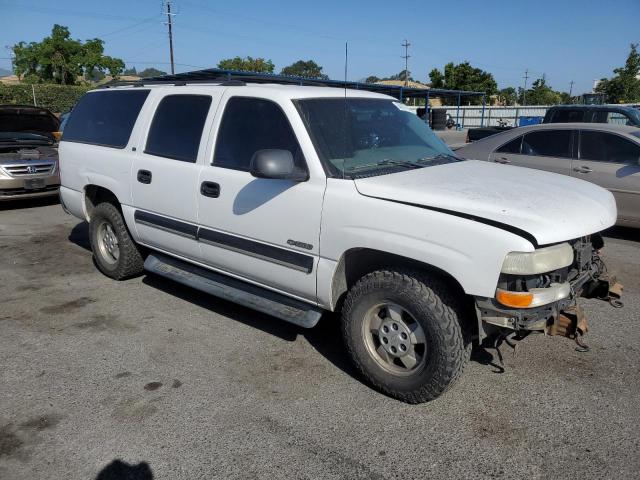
(401, 39), (410, 87)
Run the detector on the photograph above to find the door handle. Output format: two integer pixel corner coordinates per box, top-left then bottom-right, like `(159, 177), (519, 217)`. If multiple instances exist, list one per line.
(137, 169), (152, 184)
(573, 166), (593, 174)
(200, 181), (220, 198)
(494, 157), (511, 164)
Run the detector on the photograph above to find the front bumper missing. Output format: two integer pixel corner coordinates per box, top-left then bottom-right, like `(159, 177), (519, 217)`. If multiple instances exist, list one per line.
(476, 272), (624, 342)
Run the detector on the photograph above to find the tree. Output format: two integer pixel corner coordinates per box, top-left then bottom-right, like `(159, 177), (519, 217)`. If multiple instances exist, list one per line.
(429, 61), (497, 104)
(217, 56), (274, 73)
(364, 75), (380, 84)
(12, 25), (124, 85)
(497, 87), (517, 106)
(519, 77), (562, 105)
(138, 67), (167, 78)
(123, 67), (138, 75)
(595, 43), (640, 103)
(280, 60), (328, 79)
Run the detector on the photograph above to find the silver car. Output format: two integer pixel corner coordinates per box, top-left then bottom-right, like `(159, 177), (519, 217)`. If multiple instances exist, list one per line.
(456, 123), (640, 228)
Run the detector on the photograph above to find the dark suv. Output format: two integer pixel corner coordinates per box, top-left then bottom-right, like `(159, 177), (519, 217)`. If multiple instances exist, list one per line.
(543, 105), (640, 127)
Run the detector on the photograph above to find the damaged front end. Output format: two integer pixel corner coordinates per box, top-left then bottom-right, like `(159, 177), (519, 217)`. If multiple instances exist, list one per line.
(476, 234), (623, 348)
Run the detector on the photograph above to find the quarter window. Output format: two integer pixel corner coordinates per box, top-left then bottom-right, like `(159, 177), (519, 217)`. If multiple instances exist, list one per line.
(62, 90), (150, 148)
(521, 130), (572, 158)
(496, 136), (522, 154)
(580, 131), (640, 163)
(145, 95), (212, 162)
(213, 97), (306, 172)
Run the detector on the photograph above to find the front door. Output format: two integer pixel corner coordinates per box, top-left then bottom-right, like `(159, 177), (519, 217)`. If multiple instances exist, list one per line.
(132, 92), (218, 260)
(490, 129), (573, 176)
(574, 130), (640, 225)
(197, 94), (325, 303)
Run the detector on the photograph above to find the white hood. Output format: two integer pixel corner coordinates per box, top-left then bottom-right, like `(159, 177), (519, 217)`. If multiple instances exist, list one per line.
(354, 160), (617, 246)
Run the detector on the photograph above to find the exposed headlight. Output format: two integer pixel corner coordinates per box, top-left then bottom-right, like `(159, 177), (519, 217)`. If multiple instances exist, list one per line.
(501, 243), (574, 275)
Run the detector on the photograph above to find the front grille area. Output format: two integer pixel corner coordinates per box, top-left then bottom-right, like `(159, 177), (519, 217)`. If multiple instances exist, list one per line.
(1, 162), (54, 176)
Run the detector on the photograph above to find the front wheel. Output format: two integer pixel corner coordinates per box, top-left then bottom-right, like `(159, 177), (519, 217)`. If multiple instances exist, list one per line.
(341, 269), (469, 403)
(89, 202), (144, 280)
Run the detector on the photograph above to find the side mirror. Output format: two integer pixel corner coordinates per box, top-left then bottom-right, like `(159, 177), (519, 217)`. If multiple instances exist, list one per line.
(249, 149), (308, 181)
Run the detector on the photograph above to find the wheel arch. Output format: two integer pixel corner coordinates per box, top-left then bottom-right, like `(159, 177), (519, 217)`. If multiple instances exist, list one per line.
(83, 184), (121, 221)
(329, 248), (470, 311)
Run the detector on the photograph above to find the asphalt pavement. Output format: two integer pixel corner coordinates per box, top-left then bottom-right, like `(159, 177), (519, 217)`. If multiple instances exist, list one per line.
(1, 197), (639, 479)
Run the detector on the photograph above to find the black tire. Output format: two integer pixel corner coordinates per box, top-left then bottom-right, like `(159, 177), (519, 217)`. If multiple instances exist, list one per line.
(341, 269), (470, 403)
(89, 202), (144, 280)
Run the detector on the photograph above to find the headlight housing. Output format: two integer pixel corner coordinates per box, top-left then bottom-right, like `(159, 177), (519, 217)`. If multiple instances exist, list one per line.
(501, 243), (574, 275)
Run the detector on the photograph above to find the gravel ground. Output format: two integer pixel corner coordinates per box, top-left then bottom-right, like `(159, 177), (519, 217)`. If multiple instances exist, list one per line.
(1, 198), (639, 480)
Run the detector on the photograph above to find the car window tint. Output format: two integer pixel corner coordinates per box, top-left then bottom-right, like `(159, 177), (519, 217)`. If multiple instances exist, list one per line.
(62, 90), (149, 148)
(213, 97), (305, 172)
(552, 109), (584, 123)
(496, 136), (522, 154)
(521, 130), (571, 158)
(580, 130), (640, 163)
(145, 95), (212, 162)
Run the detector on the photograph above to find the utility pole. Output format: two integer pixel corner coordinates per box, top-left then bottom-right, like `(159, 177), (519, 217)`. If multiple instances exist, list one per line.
(401, 39), (411, 87)
(569, 80), (574, 98)
(163, 1), (175, 74)
(522, 69), (529, 105)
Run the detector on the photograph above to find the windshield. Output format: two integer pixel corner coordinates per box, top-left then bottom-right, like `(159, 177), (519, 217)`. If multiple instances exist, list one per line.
(295, 98), (460, 178)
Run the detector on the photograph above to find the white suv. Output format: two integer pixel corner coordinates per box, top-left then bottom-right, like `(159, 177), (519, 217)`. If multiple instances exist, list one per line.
(59, 80), (621, 403)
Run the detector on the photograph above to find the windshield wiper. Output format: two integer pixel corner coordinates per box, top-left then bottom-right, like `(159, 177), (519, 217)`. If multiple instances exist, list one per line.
(346, 158), (426, 172)
(417, 153), (461, 163)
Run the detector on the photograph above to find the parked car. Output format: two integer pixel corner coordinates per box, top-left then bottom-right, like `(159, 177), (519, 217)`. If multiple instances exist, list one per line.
(456, 123), (640, 228)
(59, 82), (621, 403)
(543, 105), (640, 126)
(0, 105), (60, 201)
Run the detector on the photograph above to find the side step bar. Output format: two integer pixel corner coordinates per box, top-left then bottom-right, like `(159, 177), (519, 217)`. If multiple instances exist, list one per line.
(144, 253), (323, 328)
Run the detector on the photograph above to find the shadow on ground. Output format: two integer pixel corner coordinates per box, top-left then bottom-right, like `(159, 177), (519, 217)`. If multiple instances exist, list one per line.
(0, 195), (59, 211)
(95, 460), (153, 480)
(603, 225), (639, 242)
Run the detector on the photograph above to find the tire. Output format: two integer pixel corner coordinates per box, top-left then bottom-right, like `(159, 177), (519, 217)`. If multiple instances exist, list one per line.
(89, 202), (144, 280)
(341, 269), (469, 403)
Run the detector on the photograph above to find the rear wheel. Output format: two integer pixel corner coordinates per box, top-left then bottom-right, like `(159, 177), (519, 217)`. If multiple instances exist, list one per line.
(89, 202), (144, 280)
(341, 269), (469, 403)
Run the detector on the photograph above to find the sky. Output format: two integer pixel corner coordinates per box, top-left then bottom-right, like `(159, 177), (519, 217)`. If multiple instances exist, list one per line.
(1, 0), (639, 94)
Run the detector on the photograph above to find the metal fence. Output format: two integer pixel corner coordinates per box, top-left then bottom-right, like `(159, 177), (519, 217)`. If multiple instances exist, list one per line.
(434, 106), (549, 128)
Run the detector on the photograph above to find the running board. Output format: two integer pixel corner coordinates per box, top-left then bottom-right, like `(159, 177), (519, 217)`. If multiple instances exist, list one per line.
(144, 253), (322, 328)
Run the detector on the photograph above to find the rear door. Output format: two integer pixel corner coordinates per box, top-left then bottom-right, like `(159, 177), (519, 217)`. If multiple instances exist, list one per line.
(196, 94), (325, 303)
(489, 129), (574, 176)
(574, 130), (640, 224)
(131, 91), (220, 261)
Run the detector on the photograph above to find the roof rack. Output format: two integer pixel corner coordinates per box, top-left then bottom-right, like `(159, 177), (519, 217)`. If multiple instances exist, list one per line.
(99, 68), (486, 100)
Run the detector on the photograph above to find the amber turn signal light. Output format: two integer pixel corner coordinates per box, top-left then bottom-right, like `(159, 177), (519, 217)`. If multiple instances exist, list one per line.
(495, 289), (534, 308)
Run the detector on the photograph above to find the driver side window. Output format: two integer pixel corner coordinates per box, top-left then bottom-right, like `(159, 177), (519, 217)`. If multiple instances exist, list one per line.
(213, 97), (306, 172)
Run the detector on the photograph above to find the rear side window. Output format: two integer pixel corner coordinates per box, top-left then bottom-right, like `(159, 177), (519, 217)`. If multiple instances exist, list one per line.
(496, 136), (522, 154)
(521, 130), (572, 158)
(145, 95), (212, 162)
(551, 109), (585, 123)
(62, 90), (149, 148)
(213, 97), (305, 171)
(580, 131), (640, 163)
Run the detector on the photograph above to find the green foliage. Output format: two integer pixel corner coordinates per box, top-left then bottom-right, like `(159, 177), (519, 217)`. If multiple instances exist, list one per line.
(280, 60), (328, 79)
(217, 56), (275, 73)
(429, 61), (497, 105)
(12, 24), (124, 85)
(0, 83), (90, 113)
(518, 78), (562, 105)
(497, 87), (517, 105)
(364, 75), (381, 84)
(123, 67), (138, 75)
(595, 43), (640, 103)
(138, 67), (167, 78)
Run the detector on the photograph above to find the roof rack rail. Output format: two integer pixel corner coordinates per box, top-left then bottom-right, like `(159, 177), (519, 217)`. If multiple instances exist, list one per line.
(97, 68), (486, 100)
